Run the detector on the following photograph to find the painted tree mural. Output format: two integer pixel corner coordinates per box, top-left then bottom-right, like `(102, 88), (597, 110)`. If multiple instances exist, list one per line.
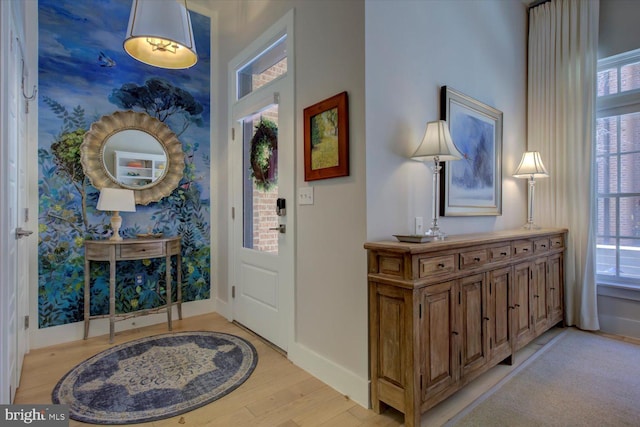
(38, 0), (211, 328)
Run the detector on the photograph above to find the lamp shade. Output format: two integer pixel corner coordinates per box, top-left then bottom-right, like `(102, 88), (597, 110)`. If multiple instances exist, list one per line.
(124, 0), (197, 69)
(513, 151), (549, 178)
(96, 188), (136, 213)
(411, 120), (463, 162)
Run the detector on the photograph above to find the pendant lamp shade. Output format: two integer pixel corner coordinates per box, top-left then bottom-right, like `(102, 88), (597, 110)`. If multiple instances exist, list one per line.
(124, 0), (197, 69)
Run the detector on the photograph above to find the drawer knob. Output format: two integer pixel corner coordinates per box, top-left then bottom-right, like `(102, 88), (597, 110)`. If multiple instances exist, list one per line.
(540, 244), (546, 248)
(523, 248), (529, 252)
(473, 257), (481, 262)
(500, 252), (507, 256)
(437, 263), (445, 269)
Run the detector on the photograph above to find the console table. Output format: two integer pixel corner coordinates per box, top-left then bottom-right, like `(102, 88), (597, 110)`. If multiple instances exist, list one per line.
(84, 236), (182, 343)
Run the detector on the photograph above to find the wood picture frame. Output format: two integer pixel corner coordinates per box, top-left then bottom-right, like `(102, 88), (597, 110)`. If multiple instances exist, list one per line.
(440, 86), (503, 216)
(304, 91), (349, 181)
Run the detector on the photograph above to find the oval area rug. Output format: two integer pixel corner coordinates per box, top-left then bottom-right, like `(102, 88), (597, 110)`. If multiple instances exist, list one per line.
(52, 331), (258, 424)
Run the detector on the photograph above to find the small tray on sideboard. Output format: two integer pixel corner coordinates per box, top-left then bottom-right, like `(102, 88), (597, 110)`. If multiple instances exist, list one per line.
(393, 234), (433, 243)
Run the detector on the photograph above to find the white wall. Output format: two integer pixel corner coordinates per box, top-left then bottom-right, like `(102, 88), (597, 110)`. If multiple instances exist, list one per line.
(365, 0), (528, 241)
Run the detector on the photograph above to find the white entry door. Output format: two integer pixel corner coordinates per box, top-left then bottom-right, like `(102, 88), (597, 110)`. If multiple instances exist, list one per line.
(229, 12), (294, 352)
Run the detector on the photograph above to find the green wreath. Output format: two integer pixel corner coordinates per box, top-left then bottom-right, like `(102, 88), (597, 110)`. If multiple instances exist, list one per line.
(250, 117), (278, 192)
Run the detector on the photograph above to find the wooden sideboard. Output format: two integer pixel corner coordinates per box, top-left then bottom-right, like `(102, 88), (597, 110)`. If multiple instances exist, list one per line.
(365, 228), (567, 427)
(84, 236), (182, 343)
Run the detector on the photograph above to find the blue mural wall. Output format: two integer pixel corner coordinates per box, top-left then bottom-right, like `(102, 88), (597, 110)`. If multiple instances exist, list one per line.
(38, 0), (211, 328)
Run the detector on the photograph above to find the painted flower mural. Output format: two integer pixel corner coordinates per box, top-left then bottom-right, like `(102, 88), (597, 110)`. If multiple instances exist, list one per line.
(38, 0), (211, 327)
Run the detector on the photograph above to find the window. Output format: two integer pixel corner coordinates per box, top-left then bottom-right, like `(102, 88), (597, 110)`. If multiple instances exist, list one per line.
(596, 48), (640, 286)
(236, 35), (287, 100)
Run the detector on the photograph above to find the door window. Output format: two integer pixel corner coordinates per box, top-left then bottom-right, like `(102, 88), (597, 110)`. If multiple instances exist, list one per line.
(242, 105), (279, 253)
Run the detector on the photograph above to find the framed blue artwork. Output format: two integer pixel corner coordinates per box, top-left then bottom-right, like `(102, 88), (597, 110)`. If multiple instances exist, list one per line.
(440, 86), (503, 216)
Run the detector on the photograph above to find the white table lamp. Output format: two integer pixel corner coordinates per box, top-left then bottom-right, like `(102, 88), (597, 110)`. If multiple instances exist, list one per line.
(97, 188), (136, 241)
(513, 151), (549, 230)
(411, 120), (462, 240)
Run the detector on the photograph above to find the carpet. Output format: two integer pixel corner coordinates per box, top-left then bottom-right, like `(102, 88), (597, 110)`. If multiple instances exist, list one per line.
(448, 328), (640, 426)
(52, 331), (258, 424)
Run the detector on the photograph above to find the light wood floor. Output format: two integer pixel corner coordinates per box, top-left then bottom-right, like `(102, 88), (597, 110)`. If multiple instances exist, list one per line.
(15, 312), (587, 427)
(14, 312), (404, 427)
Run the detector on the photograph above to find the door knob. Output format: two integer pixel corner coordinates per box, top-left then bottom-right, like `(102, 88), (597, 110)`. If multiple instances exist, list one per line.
(15, 227), (34, 239)
(269, 224), (286, 234)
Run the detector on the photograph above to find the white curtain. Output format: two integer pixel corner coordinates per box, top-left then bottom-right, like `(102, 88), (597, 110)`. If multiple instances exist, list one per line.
(528, 0), (599, 330)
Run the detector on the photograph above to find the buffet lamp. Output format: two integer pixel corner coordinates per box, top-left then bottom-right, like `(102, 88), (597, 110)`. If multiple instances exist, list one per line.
(124, 0), (198, 69)
(411, 120), (462, 240)
(96, 188), (136, 241)
(513, 151), (549, 230)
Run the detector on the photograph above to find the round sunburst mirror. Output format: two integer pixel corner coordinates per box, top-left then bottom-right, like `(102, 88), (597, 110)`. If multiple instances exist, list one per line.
(80, 111), (185, 205)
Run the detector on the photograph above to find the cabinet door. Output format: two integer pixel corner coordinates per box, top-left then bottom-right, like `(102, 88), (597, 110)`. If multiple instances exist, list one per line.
(459, 274), (488, 379)
(532, 257), (549, 334)
(420, 281), (458, 403)
(512, 262), (535, 351)
(547, 253), (564, 325)
(487, 266), (512, 362)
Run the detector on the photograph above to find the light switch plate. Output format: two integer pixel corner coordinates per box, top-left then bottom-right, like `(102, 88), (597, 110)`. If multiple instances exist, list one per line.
(415, 217), (424, 235)
(298, 187), (314, 205)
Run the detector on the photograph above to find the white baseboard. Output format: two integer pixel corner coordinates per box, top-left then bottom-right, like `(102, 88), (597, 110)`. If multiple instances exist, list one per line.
(214, 296), (231, 320)
(598, 314), (640, 340)
(287, 341), (369, 408)
(29, 299), (215, 349)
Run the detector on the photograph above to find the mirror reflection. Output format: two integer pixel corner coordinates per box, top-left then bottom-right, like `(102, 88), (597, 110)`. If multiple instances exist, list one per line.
(80, 110), (185, 205)
(102, 130), (168, 189)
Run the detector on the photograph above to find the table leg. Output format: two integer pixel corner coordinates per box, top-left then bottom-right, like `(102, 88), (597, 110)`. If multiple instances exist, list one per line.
(84, 257), (90, 339)
(109, 258), (115, 344)
(166, 253), (173, 331)
(177, 252), (182, 320)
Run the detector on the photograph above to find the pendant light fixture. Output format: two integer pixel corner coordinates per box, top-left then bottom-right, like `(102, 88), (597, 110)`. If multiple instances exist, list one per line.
(124, 0), (197, 69)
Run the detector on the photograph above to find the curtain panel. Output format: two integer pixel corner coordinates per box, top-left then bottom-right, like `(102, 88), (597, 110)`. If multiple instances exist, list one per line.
(528, 0), (600, 330)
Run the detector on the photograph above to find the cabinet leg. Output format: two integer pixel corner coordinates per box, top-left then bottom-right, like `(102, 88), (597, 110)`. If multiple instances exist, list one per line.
(404, 408), (419, 427)
(503, 354), (514, 366)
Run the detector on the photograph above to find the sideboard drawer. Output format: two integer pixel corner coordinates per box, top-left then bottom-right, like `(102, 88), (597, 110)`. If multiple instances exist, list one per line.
(460, 249), (488, 269)
(513, 240), (533, 257)
(119, 242), (165, 259)
(419, 255), (456, 277)
(550, 235), (564, 249)
(534, 238), (550, 253)
(489, 244), (511, 262)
